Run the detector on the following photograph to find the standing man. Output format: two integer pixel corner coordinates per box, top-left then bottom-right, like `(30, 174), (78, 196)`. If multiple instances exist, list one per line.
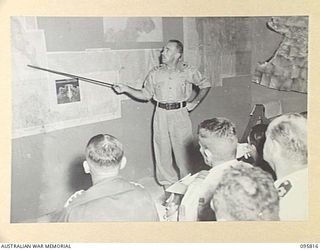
(113, 40), (211, 189)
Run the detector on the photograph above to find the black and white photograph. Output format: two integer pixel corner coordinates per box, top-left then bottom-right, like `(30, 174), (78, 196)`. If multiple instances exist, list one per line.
(56, 78), (81, 104)
(11, 15), (308, 225)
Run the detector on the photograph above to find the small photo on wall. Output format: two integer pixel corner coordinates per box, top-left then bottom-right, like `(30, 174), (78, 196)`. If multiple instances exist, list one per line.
(55, 78), (81, 104)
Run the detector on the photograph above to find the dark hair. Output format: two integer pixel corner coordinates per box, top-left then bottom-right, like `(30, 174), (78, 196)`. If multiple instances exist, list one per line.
(249, 124), (268, 157)
(248, 124), (277, 181)
(168, 39), (184, 55)
(85, 134), (124, 168)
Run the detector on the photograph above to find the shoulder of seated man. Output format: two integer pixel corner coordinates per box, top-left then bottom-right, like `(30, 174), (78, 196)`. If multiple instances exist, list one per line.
(64, 190), (85, 208)
(195, 170), (210, 180)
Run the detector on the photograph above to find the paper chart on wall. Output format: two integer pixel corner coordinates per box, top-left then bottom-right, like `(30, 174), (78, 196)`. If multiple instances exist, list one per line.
(11, 17), (121, 138)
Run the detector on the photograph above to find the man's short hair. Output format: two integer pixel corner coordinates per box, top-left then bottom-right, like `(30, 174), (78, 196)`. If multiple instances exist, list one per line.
(211, 162), (279, 221)
(85, 134), (124, 168)
(168, 39), (184, 55)
(198, 117), (237, 143)
(266, 113), (307, 164)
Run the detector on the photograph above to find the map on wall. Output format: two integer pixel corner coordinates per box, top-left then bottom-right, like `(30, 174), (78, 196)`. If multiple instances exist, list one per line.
(103, 17), (163, 43)
(11, 17), (121, 138)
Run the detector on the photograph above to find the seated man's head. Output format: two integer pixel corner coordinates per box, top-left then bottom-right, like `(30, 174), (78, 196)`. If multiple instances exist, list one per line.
(198, 117), (238, 167)
(263, 113), (307, 178)
(210, 162), (279, 221)
(83, 134), (126, 180)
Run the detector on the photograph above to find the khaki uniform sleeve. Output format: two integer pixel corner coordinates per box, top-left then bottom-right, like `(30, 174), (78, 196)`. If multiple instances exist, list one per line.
(141, 70), (155, 100)
(190, 67), (211, 89)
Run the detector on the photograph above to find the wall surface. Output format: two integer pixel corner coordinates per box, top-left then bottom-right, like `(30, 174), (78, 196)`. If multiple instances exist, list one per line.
(250, 17), (283, 73)
(251, 83), (307, 113)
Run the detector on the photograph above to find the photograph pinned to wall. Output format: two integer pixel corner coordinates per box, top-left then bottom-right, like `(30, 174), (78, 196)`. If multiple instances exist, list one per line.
(103, 17), (163, 43)
(55, 78), (81, 104)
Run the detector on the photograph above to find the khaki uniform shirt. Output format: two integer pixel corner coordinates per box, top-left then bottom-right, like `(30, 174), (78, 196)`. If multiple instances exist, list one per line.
(275, 168), (308, 221)
(142, 62), (211, 102)
(51, 176), (159, 222)
(179, 159), (238, 221)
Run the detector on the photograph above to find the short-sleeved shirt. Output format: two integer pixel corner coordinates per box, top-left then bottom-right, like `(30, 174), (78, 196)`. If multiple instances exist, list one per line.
(142, 62), (211, 102)
(274, 168), (308, 221)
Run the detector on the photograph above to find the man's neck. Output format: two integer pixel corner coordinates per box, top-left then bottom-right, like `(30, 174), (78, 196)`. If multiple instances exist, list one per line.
(91, 169), (119, 185)
(275, 158), (307, 179)
(165, 60), (179, 70)
(211, 157), (236, 168)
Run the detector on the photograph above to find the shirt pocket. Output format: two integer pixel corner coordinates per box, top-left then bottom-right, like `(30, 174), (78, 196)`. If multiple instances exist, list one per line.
(155, 81), (164, 99)
(177, 77), (188, 97)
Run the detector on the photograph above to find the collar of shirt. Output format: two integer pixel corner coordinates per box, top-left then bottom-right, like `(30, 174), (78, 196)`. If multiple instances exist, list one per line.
(274, 167), (308, 188)
(162, 61), (188, 72)
(202, 159), (239, 189)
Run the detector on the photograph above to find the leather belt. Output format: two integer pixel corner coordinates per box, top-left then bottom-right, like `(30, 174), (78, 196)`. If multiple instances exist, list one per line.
(157, 101), (187, 110)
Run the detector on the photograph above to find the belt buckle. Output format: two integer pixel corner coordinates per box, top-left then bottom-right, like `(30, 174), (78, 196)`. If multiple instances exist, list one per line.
(165, 103), (170, 110)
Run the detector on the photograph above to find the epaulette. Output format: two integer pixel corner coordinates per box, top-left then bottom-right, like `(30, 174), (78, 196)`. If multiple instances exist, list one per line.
(180, 62), (193, 71)
(129, 181), (145, 189)
(152, 64), (165, 71)
(64, 190), (84, 208)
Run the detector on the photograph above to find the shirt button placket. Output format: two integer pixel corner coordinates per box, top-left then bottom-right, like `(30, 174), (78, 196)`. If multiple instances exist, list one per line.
(168, 74), (173, 100)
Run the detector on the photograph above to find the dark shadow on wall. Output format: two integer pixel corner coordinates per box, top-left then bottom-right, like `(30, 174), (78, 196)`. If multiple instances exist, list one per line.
(190, 141), (208, 172)
(67, 155), (92, 192)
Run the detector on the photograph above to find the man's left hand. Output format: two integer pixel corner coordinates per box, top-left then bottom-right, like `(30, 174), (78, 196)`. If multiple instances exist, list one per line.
(186, 102), (198, 112)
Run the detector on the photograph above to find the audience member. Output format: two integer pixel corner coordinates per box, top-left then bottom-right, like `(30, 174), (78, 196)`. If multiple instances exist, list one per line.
(264, 113), (307, 220)
(177, 117), (239, 221)
(50, 134), (159, 222)
(211, 161), (279, 221)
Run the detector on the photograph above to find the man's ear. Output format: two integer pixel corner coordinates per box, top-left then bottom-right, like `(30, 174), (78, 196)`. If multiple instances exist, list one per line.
(83, 161), (90, 174)
(175, 52), (181, 61)
(120, 156), (127, 170)
(204, 149), (212, 161)
(210, 199), (214, 211)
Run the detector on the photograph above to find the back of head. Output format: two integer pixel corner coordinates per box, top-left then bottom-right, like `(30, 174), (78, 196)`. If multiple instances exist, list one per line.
(265, 113), (307, 166)
(198, 117), (238, 163)
(211, 162), (279, 221)
(85, 134), (124, 170)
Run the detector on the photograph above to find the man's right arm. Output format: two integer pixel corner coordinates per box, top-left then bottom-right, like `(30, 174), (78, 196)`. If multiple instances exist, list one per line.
(113, 83), (150, 101)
